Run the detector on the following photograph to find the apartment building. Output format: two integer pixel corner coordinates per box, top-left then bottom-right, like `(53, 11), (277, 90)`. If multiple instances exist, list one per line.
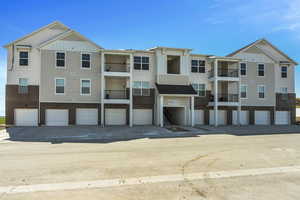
(4, 21), (297, 127)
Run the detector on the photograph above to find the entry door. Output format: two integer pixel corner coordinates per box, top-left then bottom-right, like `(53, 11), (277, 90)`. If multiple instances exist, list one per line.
(105, 109), (126, 125)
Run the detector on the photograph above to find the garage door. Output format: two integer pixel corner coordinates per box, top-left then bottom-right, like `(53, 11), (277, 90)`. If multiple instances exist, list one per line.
(233, 111), (249, 125)
(15, 109), (38, 126)
(46, 109), (68, 126)
(209, 110), (226, 125)
(195, 110), (204, 125)
(275, 111), (290, 125)
(105, 109), (126, 125)
(76, 108), (98, 125)
(133, 109), (152, 125)
(255, 111), (270, 125)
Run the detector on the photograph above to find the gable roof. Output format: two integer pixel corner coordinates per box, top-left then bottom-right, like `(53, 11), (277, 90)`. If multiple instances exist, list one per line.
(3, 21), (69, 48)
(38, 29), (103, 50)
(227, 38), (298, 65)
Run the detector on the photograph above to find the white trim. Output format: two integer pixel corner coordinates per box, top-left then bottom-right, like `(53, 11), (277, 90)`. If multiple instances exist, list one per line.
(257, 84), (265, 100)
(257, 63), (265, 77)
(80, 78), (92, 96)
(240, 62), (247, 77)
(55, 77), (65, 95)
(18, 50), (29, 67)
(80, 52), (91, 70)
(240, 84), (248, 99)
(280, 65), (288, 78)
(133, 56), (150, 71)
(192, 83), (206, 97)
(55, 51), (66, 69)
(191, 59), (206, 73)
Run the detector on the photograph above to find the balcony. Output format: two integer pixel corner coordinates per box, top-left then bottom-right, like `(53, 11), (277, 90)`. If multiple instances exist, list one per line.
(104, 90), (130, 104)
(209, 93), (239, 106)
(209, 68), (239, 78)
(105, 63), (130, 73)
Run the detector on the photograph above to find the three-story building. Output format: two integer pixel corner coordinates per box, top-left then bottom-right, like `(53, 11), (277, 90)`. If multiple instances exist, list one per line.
(4, 21), (297, 127)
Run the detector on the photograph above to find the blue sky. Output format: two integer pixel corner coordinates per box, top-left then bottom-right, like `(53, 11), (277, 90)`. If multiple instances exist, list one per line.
(1, 0), (300, 116)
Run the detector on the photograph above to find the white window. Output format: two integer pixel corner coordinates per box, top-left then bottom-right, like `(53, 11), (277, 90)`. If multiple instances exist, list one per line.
(240, 85), (247, 98)
(191, 60), (205, 73)
(19, 51), (29, 66)
(18, 78), (28, 94)
(280, 87), (288, 93)
(134, 56), (149, 70)
(81, 79), (91, 95)
(257, 64), (265, 76)
(257, 85), (265, 99)
(56, 52), (65, 68)
(240, 63), (247, 76)
(81, 53), (91, 69)
(281, 66), (287, 78)
(133, 81), (150, 96)
(55, 78), (65, 95)
(192, 83), (206, 96)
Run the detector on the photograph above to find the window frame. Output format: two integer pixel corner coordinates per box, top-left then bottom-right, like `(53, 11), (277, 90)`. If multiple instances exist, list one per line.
(240, 84), (248, 99)
(240, 62), (247, 77)
(192, 83), (206, 97)
(55, 77), (65, 95)
(81, 52), (91, 69)
(257, 63), (265, 77)
(55, 51), (66, 68)
(280, 87), (288, 93)
(281, 66), (287, 78)
(133, 81), (150, 96)
(257, 85), (265, 99)
(18, 78), (28, 94)
(134, 56), (150, 71)
(80, 79), (91, 96)
(191, 59), (206, 73)
(19, 51), (29, 66)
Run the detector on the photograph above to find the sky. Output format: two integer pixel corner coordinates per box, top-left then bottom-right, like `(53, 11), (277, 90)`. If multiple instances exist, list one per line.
(1, 0), (300, 116)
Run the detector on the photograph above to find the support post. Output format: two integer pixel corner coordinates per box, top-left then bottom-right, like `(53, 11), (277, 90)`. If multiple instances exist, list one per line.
(129, 54), (133, 127)
(191, 96), (195, 127)
(214, 59), (218, 127)
(160, 95), (164, 127)
(237, 77), (241, 125)
(100, 52), (105, 127)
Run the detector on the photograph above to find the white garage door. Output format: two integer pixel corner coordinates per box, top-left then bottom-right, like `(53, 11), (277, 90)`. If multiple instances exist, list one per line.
(233, 111), (249, 125)
(15, 109), (38, 126)
(275, 111), (290, 125)
(133, 109), (152, 125)
(105, 109), (126, 125)
(46, 109), (68, 126)
(209, 110), (226, 125)
(195, 110), (204, 125)
(255, 111), (270, 125)
(76, 108), (98, 125)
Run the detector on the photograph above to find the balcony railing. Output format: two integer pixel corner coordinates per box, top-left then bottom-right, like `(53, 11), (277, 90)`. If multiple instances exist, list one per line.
(105, 63), (130, 72)
(105, 90), (129, 99)
(210, 93), (239, 102)
(209, 68), (239, 78)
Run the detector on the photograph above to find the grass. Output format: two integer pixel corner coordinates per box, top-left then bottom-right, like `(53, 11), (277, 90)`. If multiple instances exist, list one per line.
(0, 116), (5, 125)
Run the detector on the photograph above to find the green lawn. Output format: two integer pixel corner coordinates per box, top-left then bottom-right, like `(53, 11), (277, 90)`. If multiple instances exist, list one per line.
(0, 116), (5, 125)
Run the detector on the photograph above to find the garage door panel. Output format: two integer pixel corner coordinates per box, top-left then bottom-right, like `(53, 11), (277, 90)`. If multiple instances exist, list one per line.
(133, 109), (152, 125)
(233, 111), (249, 125)
(76, 109), (98, 125)
(275, 111), (290, 125)
(195, 110), (204, 125)
(105, 109), (126, 125)
(209, 110), (226, 125)
(255, 111), (270, 125)
(15, 109), (38, 126)
(46, 109), (69, 126)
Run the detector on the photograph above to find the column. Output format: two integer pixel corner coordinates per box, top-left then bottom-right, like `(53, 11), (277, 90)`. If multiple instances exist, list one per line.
(129, 54), (133, 127)
(100, 52), (105, 127)
(160, 95), (164, 127)
(214, 59), (218, 127)
(237, 81), (241, 125)
(191, 96), (195, 127)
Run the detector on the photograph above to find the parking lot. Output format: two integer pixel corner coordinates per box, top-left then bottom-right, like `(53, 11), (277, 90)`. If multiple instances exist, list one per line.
(1, 125), (300, 199)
